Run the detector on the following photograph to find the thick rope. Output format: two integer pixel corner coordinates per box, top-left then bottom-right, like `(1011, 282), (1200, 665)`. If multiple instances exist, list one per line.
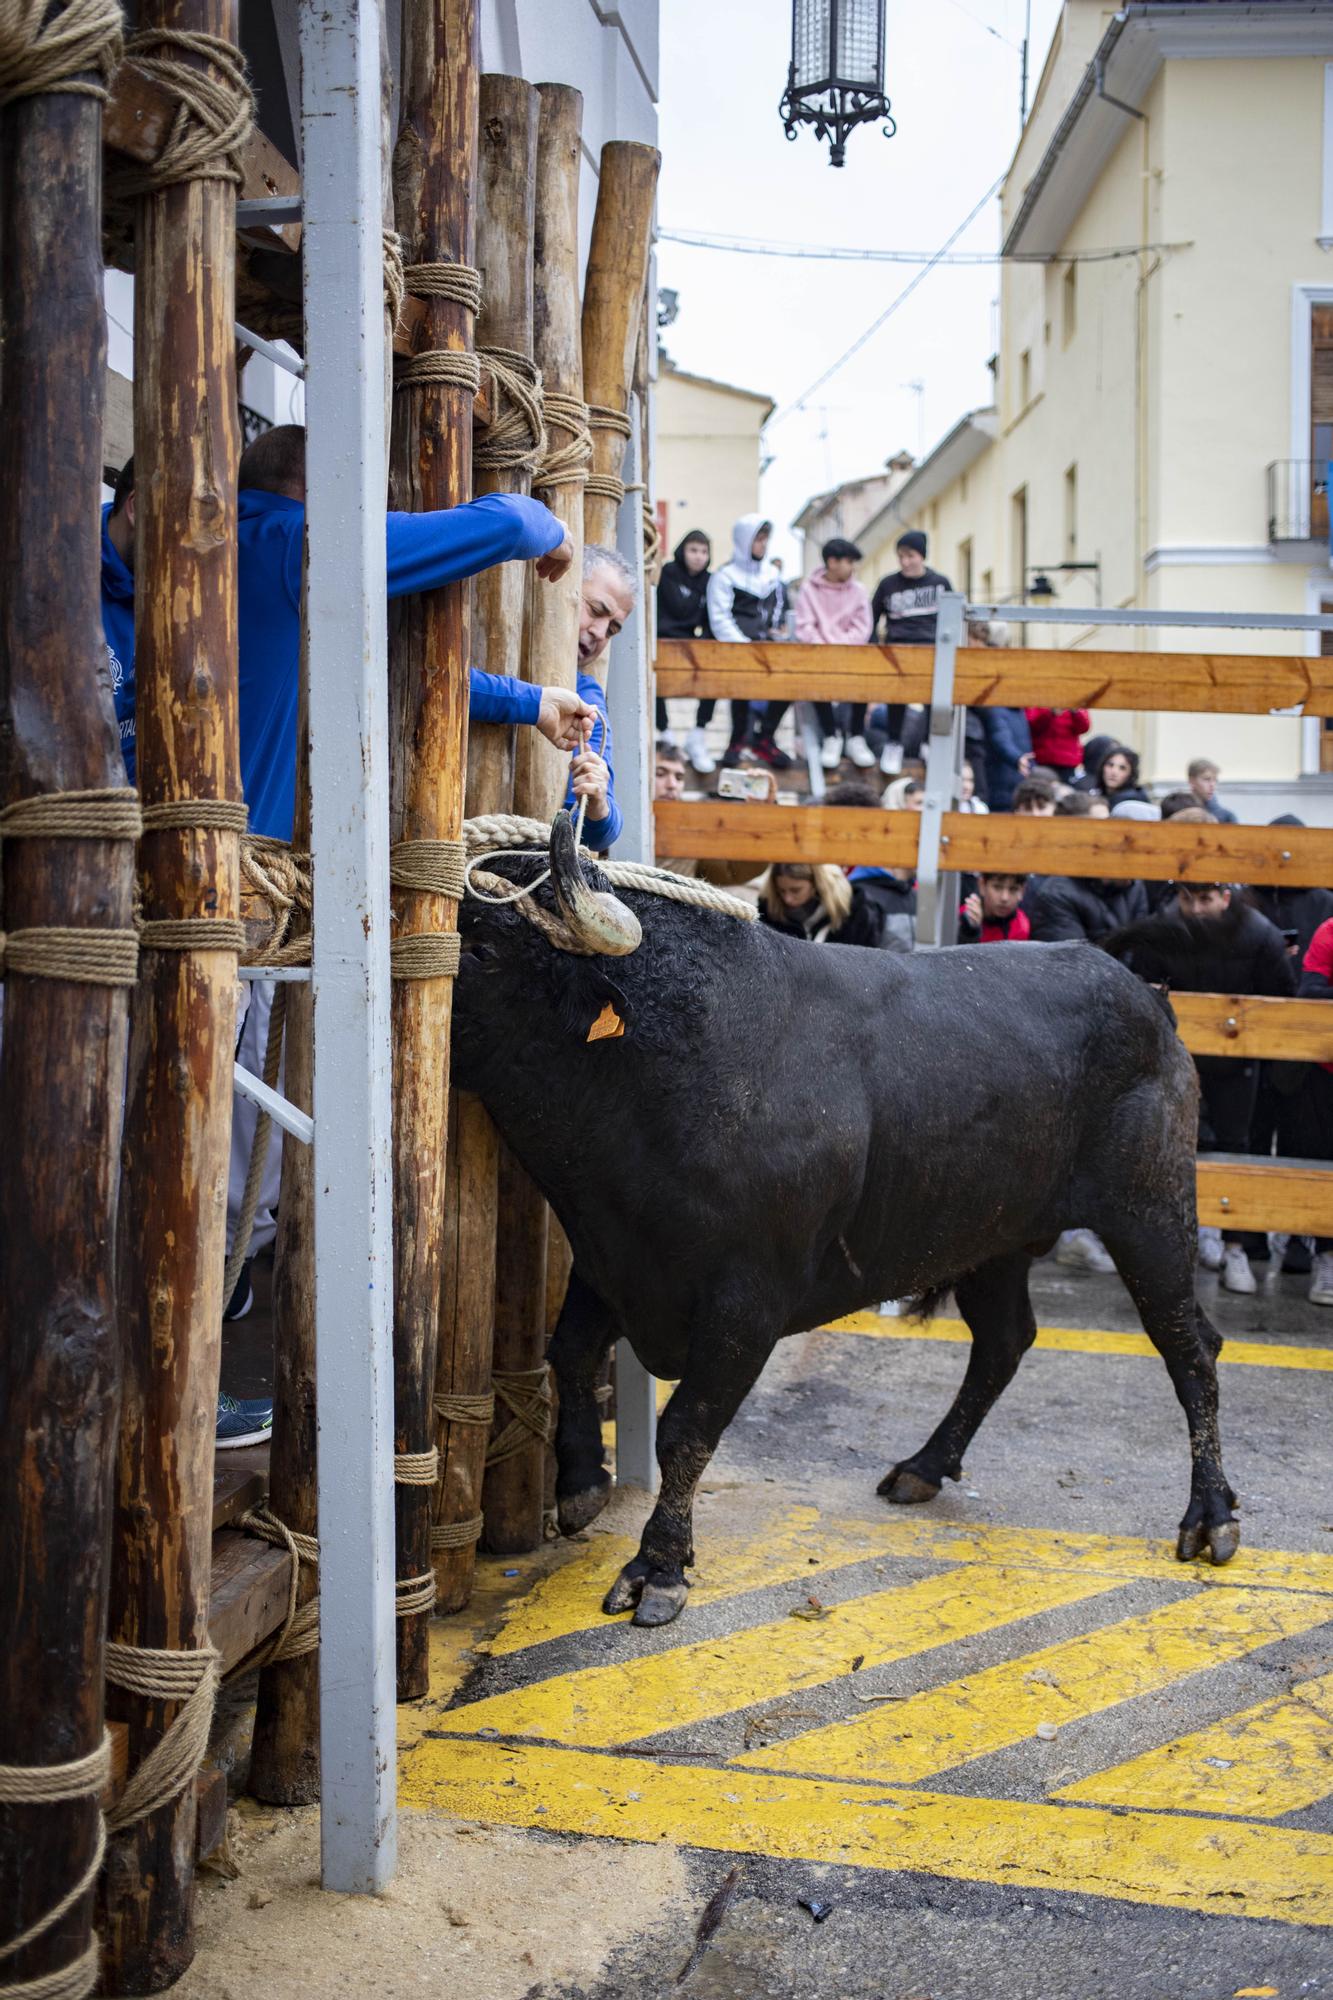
(109, 29), (254, 197)
(394, 1447), (439, 1486)
(103, 1640), (220, 1832)
(0, 1937), (101, 2000)
(583, 471), (626, 508)
(239, 1507), (320, 1664)
(240, 835), (310, 966)
(434, 1391), (495, 1425)
(431, 1513), (484, 1552)
(0, 927), (139, 984)
(588, 403), (632, 441)
(0, 788), (141, 841)
(389, 931), (460, 980)
(396, 349), (481, 396)
(0, 0), (122, 105)
(403, 260), (482, 317)
(0, 1736), (110, 1806)
(486, 1365), (554, 1468)
(140, 798), (248, 834)
(383, 229), (405, 337)
(461, 813), (758, 923)
(222, 979), (287, 1306)
(395, 1572), (436, 1616)
(390, 838), (466, 898)
(474, 348), (546, 474)
(536, 392), (593, 492)
(139, 917), (246, 952)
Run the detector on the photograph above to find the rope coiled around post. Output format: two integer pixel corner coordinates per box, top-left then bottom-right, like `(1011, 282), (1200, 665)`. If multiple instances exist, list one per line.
(474, 348), (547, 474)
(0, 0), (123, 106)
(486, 1365), (554, 1468)
(138, 799), (248, 953)
(403, 260), (483, 317)
(585, 402), (634, 509)
(240, 1507), (320, 1664)
(107, 29), (254, 197)
(103, 1640), (220, 1834)
(430, 1513), (484, 1552)
(0, 1735), (111, 1996)
(390, 838), (467, 898)
(0, 788), (143, 987)
(535, 392), (593, 493)
(394, 1447), (439, 1486)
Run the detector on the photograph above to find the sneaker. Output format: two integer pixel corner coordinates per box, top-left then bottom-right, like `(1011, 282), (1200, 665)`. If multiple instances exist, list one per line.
(821, 735), (844, 771)
(1197, 1225), (1225, 1272)
(223, 1258), (254, 1321)
(719, 745), (745, 771)
(752, 734), (793, 772)
(216, 1393), (274, 1449)
(1055, 1228), (1117, 1275)
(1282, 1236), (1313, 1276)
(847, 734), (877, 769)
(659, 728), (678, 748)
(880, 741), (904, 776)
(1222, 1244), (1257, 1295)
(1310, 1252), (1333, 1305)
(685, 726), (715, 776)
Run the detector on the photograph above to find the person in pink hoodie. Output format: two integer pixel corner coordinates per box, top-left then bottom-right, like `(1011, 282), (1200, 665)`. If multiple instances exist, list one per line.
(795, 537), (876, 770)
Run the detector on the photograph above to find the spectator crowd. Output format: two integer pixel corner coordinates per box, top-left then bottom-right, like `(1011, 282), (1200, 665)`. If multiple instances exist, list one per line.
(655, 512), (1333, 1308)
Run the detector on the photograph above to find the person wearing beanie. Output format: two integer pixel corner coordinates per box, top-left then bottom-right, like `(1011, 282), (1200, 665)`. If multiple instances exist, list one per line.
(870, 529), (952, 776)
(795, 536), (876, 770)
(655, 528), (716, 773)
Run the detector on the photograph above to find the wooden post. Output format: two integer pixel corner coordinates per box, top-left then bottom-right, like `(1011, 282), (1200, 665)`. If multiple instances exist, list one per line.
(387, 0), (481, 1685)
(581, 141), (660, 553)
(479, 82), (588, 1556)
(0, 24), (134, 1999)
(102, 5), (246, 1989)
(465, 74), (545, 1558)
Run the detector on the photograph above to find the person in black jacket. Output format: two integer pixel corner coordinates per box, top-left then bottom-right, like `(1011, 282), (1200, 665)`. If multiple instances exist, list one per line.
(655, 529), (716, 773)
(1094, 742), (1152, 809)
(1030, 873), (1149, 943)
(1105, 885), (1295, 1294)
(870, 530), (952, 777)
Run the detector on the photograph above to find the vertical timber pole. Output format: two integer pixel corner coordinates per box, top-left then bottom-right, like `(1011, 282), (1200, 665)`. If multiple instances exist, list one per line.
(915, 590), (965, 950)
(474, 73), (546, 1558)
(607, 398), (658, 1493)
(300, 0), (398, 1893)
(387, 0), (481, 1697)
(103, 5), (247, 1987)
(0, 11), (133, 1996)
(581, 141), (660, 556)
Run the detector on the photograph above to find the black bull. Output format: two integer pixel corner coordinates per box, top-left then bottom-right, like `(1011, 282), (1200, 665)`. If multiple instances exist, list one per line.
(453, 821), (1238, 1629)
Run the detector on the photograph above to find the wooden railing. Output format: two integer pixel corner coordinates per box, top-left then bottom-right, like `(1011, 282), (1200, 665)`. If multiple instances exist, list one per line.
(652, 599), (1333, 1236)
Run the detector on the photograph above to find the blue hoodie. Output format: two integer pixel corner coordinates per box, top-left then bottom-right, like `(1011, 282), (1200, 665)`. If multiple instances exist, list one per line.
(101, 490), (618, 847)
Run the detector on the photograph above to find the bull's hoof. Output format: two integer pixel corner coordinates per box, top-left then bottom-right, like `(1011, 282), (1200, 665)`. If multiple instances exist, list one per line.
(603, 1556), (650, 1615)
(558, 1477), (611, 1537)
(877, 1463), (941, 1505)
(633, 1578), (690, 1627)
(1177, 1516), (1241, 1565)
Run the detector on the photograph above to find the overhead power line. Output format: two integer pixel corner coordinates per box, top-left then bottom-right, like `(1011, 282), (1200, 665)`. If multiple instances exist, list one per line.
(659, 228), (1184, 268)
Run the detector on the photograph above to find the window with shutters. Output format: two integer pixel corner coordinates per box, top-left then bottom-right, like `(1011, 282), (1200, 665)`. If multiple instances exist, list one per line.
(1310, 306), (1333, 540)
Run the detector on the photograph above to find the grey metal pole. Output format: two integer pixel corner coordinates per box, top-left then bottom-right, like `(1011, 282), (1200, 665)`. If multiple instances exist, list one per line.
(299, 0), (398, 1894)
(915, 591), (965, 950)
(606, 396), (659, 1493)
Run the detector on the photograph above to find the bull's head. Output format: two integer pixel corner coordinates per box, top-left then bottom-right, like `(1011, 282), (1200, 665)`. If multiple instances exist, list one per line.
(544, 812), (642, 957)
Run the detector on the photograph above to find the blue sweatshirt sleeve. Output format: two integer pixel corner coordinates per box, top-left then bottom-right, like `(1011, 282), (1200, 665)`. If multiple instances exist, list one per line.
(564, 676), (622, 849)
(467, 668), (543, 726)
(385, 493), (563, 599)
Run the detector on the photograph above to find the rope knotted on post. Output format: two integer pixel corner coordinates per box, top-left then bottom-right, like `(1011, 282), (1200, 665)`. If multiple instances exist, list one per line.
(240, 835), (310, 966)
(108, 29), (254, 198)
(474, 348), (547, 474)
(396, 349), (481, 396)
(239, 1507), (320, 1664)
(0, 0), (123, 106)
(390, 838), (467, 899)
(486, 1365), (554, 1468)
(0, 787), (143, 986)
(434, 1391), (495, 1425)
(585, 402), (633, 509)
(535, 392), (593, 493)
(103, 1639), (220, 1833)
(403, 260), (483, 317)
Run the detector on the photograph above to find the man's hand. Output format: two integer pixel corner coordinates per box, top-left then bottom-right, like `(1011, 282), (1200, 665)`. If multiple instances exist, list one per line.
(535, 528), (573, 582)
(537, 684), (595, 750)
(569, 747), (610, 821)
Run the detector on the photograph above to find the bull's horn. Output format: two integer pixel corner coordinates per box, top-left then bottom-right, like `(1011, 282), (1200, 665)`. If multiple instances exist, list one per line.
(548, 812), (642, 957)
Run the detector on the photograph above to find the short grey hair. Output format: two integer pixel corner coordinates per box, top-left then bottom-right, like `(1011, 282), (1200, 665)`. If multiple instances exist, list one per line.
(583, 540), (639, 602)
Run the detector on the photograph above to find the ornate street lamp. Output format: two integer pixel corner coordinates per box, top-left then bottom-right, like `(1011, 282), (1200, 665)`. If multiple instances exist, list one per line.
(779, 0), (895, 169)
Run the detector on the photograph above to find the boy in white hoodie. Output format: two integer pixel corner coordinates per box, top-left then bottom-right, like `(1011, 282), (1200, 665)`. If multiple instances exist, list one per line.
(706, 513), (791, 770)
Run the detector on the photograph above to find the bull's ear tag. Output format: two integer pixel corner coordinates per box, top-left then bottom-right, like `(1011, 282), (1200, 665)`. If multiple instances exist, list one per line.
(587, 1001), (625, 1043)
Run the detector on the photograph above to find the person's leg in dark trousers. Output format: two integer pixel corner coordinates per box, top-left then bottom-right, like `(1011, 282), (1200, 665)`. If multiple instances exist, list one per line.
(655, 696), (669, 732)
(1280, 1063), (1333, 1258)
(846, 702), (868, 740)
(758, 700), (788, 742)
(886, 702), (906, 746)
(727, 698), (754, 750)
(1196, 1057), (1263, 1253)
(695, 699), (716, 728)
(814, 702), (838, 739)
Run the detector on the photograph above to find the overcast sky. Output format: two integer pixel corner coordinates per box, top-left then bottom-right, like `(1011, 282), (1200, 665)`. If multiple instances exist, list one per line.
(656, 0), (1065, 567)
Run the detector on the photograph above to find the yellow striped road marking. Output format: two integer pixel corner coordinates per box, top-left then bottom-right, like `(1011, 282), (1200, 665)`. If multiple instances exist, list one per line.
(397, 1736), (1333, 1927)
(735, 1586), (1333, 1784)
(430, 1564), (1124, 1748)
(1057, 1670), (1333, 1819)
(827, 1312), (1333, 1371)
(482, 1513), (1333, 1663)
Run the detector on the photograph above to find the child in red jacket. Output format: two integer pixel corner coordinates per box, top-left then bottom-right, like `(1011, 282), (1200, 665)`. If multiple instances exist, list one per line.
(1026, 707), (1091, 778)
(958, 873), (1032, 944)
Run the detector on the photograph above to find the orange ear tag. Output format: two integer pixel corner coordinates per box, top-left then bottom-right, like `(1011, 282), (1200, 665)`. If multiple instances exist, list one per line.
(587, 1001), (625, 1043)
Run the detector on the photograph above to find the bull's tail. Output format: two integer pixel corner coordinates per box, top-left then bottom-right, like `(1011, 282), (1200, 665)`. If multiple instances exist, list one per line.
(900, 1282), (955, 1324)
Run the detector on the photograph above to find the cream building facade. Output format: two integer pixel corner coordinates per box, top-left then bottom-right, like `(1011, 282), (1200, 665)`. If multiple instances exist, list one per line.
(655, 363), (775, 570)
(848, 0), (1333, 802)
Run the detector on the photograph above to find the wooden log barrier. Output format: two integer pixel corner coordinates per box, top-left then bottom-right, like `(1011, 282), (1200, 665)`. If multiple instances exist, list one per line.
(102, 3), (247, 1986)
(653, 639), (1333, 717)
(0, 10), (135, 1995)
(386, 0), (481, 1693)
(580, 139), (660, 553)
